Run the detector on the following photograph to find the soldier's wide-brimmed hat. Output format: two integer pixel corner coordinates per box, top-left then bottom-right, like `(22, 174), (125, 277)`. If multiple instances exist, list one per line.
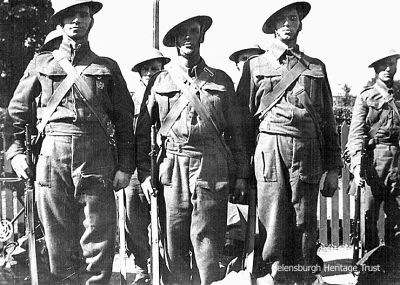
(163, 15), (213, 47)
(50, 0), (103, 22)
(132, 48), (171, 72)
(262, 1), (311, 34)
(229, 43), (265, 63)
(368, 49), (400, 68)
(39, 29), (63, 51)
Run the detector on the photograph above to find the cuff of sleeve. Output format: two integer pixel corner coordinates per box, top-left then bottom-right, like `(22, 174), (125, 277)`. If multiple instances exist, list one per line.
(350, 155), (361, 173)
(117, 143), (135, 174)
(6, 141), (25, 161)
(117, 164), (134, 174)
(323, 155), (343, 172)
(138, 170), (151, 184)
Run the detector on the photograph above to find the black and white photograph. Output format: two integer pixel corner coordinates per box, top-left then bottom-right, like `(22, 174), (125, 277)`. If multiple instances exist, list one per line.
(0, 0), (400, 284)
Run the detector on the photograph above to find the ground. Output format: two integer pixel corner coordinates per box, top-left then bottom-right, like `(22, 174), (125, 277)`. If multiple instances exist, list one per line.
(0, 246), (398, 284)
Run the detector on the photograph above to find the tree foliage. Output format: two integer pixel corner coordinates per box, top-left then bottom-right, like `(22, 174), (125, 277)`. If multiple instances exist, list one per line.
(333, 83), (355, 125)
(0, 0), (53, 107)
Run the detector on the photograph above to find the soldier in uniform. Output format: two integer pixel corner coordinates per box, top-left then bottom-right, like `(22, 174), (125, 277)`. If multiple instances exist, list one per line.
(223, 43), (265, 259)
(126, 48), (169, 285)
(136, 15), (249, 285)
(236, 1), (341, 284)
(7, 0), (135, 283)
(347, 50), (400, 252)
(229, 43), (265, 73)
(39, 29), (63, 52)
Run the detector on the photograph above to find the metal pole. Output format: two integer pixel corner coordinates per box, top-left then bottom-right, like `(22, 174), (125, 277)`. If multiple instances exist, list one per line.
(151, 2), (161, 285)
(153, 0), (159, 49)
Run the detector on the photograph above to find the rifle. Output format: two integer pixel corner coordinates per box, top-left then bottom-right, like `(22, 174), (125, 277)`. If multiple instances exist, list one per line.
(25, 124), (39, 285)
(149, 124), (160, 285)
(351, 137), (367, 265)
(150, 1), (161, 284)
(242, 184), (257, 273)
(116, 190), (127, 285)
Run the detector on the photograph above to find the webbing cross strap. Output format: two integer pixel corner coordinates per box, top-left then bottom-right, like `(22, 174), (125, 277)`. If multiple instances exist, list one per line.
(367, 84), (398, 141)
(52, 50), (115, 145)
(36, 51), (97, 138)
(158, 66), (212, 138)
(255, 60), (307, 117)
(165, 65), (233, 159)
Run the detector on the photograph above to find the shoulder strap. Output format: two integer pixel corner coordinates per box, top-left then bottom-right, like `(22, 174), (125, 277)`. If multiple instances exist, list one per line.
(36, 73), (76, 135)
(37, 51), (98, 137)
(158, 66), (213, 137)
(167, 66), (233, 159)
(54, 52), (114, 144)
(367, 84), (398, 139)
(368, 108), (390, 139)
(255, 60), (307, 117)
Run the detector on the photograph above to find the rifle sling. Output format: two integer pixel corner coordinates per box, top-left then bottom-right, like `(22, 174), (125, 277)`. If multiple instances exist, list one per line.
(255, 60), (307, 117)
(165, 66), (233, 159)
(53, 51), (115, 145)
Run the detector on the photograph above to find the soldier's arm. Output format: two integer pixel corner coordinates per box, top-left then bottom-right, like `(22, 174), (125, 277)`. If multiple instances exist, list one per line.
(223, 72), (249, 179)
(7, 57), (41, 160)
(347, 93), (369, 172)
(109, 61), (135, 174)
(236, 59), (258, 167)
(136, 76), (159, 183)
(319, 64), (342, 171)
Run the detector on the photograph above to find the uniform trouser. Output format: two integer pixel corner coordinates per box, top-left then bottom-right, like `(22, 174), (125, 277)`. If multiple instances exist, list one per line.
(35, 131), (116, 285)
(363, 144), (400, 251)
(161, 151), (229, 285)
(363, 185), (400, 251)
(254, 133), (321, 282)
(125, 170), (150, 271)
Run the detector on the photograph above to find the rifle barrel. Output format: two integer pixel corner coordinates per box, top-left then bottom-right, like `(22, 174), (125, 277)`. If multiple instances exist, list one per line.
(24, 124), (39, 285)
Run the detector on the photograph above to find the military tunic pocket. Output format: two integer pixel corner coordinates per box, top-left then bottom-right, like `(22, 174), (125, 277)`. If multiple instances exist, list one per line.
(82, 67), (112, 101)
(159, 152), (174, 186)
(36, 154), (51, 187)
(254, 149), (277, 182)
(295, 139), (323, 184)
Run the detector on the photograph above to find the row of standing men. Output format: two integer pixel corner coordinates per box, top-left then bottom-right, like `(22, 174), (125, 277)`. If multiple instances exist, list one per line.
(5, 0), (400, 284)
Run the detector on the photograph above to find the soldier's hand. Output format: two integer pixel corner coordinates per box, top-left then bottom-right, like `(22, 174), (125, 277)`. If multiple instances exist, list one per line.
(353, 165), (365, 187)
(321, 169), (339, 197)
(140, 176), (152, 204)
(113, 170), (131, 191)
(10, 154), (31, 180)
(230, 178), (248, 204)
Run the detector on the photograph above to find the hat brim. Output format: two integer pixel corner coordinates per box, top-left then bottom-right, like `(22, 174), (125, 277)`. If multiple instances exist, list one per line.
(51, 1), (103, 22)
(262, 2), (311, 34)
(132, 57), (171, 72)
(368, 54), (400, 68)
(39, 36), (63, 52)
(229, 48), (265, 62)
(163, 15), (212, 47)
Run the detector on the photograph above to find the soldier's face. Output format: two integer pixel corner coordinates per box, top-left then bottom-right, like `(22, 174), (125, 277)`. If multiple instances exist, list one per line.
(274, 8), (301, 42)
(61, 5), (92, 40)
(140, 60), (163, 85)
(175, 21), (202, 57)
(236, 50), (261, 72)
(375, 57), (398, 83)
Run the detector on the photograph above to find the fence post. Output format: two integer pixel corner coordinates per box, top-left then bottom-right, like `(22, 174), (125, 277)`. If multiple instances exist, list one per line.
(341, 123), (351, 245)
(319, 193), (328, 245)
